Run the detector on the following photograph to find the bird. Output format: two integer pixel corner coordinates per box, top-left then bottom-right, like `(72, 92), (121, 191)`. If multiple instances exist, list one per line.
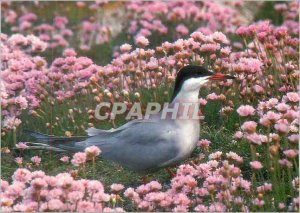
(26, 65), (235, 174)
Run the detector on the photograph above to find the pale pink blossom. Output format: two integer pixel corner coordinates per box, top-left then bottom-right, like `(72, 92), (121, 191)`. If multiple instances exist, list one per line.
(16, 142), (28, 150)
(120, 44), (132, 52)
(250, 161), (263, 170)
(283, 149), (298, 159)
(198, 98), (207, 106)
(274, 119), (290, 134)
(197, 139), (211, 149)
(15, 157), (23, 165)
(206, 93), (219, 101)
(135, 36), (149, 47)
(286, 92), (299, 103)
(85, 146), (101, 159)
(60, 156), (70, 163)
(176, 24), (189, 36)
(12, 168), (32, 182)
(237, 105), (255, 117)
(31, 156), (41, 166)
(71, 152), (87, 166)
(111, 183), (125, 192)
(234, 131), (243, 140)
(241, 121), (257, 133)
(288, 134), (299, 143)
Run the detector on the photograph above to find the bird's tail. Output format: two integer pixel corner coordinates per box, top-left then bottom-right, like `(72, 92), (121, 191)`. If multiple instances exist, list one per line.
(24, 130), (89, 152)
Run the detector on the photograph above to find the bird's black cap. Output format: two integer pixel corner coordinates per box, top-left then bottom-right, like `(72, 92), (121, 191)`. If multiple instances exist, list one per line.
(171, 65), (213, 102)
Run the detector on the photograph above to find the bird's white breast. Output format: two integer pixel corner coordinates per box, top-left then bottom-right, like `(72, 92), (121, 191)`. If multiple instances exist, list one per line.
(176, 120), (200, 159)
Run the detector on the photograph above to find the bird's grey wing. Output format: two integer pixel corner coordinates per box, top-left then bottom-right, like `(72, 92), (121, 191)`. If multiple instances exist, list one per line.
(81, 120), (181, 172)
(85, 119), (156, 136)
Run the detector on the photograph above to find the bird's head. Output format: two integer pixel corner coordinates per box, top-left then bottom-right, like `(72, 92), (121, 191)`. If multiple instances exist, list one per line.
(171, 65), (235, 102)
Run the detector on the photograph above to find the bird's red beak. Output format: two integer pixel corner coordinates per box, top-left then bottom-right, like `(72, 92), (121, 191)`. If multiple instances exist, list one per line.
(209, 73), (235, 81)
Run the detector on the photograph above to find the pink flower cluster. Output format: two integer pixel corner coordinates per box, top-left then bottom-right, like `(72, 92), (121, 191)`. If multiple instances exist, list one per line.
(124, 154), (251, 212)
(1, 169), (125, 212)
(1, 34), (48, 130)
(127, 1), (245, 40)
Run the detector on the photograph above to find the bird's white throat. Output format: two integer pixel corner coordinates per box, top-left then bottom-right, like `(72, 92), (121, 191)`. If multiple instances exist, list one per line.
(172, 77), (208, 104)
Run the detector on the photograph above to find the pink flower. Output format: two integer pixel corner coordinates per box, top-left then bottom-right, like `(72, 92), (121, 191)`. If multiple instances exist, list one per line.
(259, 116), (271, 127)
(286, 92), (299, 103)
(200, 43), (220, 53)
(63, 48), (77, 57)
(111, 183), (125, 193)
(120, 43), (132, 52)
(209, 151), (222, 160)
(60, 156), (70, 163)
(253, 198), (265, 207)
(31, 156), (41, 166)
(15, 157), (23, 165)
(278, 159), (293, 168)
(12, 168), (31, 182)
(54, 16), (68, 29)
(237, 105), (255, 117)
(26, 35), (47, 52)
(85, 146), (101, 160)
(278, 203), (286, 210)
(241, 121), (257, 133)
(176, 24), (189, 36)
(212, 31), (229, 44)
(274, 119), (290, 134)
(252, 85), (264, 94)
(284, 110), (298, 121)
(194, 204), (208, 212)
(71, 152), (87, 166)
(250, 161), (263, 170)
(288, 134), (299, 143)
(48, 199), (65, 211)
(234, 131), (243, 140)
(283, 149), (298, 159)
(48, 188), (63, 200)
(191, 31), (205, 42)
(245, 133), (265, 145)
(236, 26), (249, 37)
(68, 191), (84, 203)
(87, 180), (104, 194)
(198, 98), (207, 106)
(8, 34), (28, 46)
(206, 93), (219, 101)
(197, 139), (210, 149)
(266, 98), (279, 108)
(16, 142), (28, 150)
(77, 201), (95, 212)
(135, 36), (149, 47)
(265, 111), (281, 122)
(276, 103), (290, 112)
(226, 152), (243, 163)
(124, 187), (137, 198)
(147, 181), (162, 191)
(208, 202), (226, 212)
(56, 173), (73, 188)
(31, 178), (47, 189)
(220, 47), (231, 56)
(14, 96), (28, 109)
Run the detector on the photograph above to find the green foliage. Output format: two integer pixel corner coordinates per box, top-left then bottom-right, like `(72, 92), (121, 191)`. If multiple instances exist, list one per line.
(254, 1), (284, 25)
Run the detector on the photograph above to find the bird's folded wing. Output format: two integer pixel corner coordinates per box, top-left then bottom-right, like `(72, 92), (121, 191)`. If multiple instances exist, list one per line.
(83, 120), (181, 171)
(85, 119), (157, 136)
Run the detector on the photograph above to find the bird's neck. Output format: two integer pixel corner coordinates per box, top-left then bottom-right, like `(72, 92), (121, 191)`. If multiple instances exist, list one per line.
(171, 88), (200, 104)
(166, 89), (200, 120)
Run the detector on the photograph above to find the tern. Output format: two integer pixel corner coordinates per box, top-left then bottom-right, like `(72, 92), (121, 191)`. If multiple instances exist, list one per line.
(27, 65), (235, 173)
